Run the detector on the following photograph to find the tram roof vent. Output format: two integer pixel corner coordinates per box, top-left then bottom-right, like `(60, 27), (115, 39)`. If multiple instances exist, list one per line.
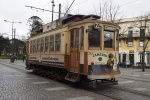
(84, 14), (101, 20)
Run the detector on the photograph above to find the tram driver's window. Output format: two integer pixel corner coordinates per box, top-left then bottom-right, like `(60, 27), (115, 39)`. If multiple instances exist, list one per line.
(88, 26), (100, 47)
(104, 31), (114, 48)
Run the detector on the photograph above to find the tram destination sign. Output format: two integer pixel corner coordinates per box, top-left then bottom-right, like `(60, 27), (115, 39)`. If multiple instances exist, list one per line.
(104, 26), (116, 31)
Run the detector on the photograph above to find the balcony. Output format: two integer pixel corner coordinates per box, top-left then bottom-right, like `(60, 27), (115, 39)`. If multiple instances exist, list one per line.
(119, 33), (149, 39)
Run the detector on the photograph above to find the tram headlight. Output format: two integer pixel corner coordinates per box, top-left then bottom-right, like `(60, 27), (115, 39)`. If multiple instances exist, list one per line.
(91, 61), (94, 65)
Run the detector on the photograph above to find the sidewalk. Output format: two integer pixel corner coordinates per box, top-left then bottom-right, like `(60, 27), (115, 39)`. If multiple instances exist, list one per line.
(0, 59), (26, 70)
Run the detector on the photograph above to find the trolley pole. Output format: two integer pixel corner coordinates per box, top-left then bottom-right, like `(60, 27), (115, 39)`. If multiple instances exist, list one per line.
(51, 0), (55, 22)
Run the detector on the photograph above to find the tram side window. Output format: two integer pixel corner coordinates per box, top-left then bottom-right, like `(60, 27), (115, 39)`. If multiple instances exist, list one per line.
(45, 36), (49, 52)
(41, 38), (44, 52)
(50, 35), (54, 51)
(55, 33), (61, 51)
(104, 31), (114, 48)
(33, 40), (37, 53)
(81, 27), (84, 48)
(76, 28), (79, 48)
(37, 38), (41, 52)
(71, 30), (74, 48)
(30, 40), (33, 53)
(88, 26), (100, 47)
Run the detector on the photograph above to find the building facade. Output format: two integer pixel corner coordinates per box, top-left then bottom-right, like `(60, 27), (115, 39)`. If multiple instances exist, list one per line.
(116, 16), (150, 66)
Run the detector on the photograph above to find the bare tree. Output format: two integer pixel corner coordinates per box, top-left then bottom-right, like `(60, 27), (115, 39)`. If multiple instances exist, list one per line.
(132, 13), (150, 72)
(94, 0), (123, 23)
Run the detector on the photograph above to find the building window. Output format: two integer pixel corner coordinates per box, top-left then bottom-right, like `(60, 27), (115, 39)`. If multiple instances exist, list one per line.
(50, 35), (54, 51)
(140, 28), (145, 37)
(128, 30), (133, 37)
(45, 36), (49, 52)
(55, 33), (61, 51)
(139, 40), (144, 47)
(127, 40), (133, 47)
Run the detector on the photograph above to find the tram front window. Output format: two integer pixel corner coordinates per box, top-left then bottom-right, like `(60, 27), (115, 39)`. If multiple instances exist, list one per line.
(88, 27), (100, 47)
(104, 31), (114, 48)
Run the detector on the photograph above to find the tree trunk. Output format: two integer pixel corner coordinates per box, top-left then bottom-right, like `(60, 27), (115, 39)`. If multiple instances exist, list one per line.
(142, 51), (145, 72)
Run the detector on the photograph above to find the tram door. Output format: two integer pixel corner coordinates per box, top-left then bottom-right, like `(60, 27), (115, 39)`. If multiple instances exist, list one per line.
(69, 29), (80, 72)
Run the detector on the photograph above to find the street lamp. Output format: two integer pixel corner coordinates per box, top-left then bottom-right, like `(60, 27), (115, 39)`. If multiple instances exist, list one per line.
(4, 20), (22, 62)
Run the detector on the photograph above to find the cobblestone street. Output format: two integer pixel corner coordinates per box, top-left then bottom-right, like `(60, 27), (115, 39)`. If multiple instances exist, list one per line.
(0, 59), (150, 100)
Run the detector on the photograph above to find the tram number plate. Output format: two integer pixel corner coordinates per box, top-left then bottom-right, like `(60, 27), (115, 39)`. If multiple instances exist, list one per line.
(94, 23), (100, 29)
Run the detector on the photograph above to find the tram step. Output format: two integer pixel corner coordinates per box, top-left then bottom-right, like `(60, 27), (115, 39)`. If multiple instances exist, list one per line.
(65, 72), (80, 82)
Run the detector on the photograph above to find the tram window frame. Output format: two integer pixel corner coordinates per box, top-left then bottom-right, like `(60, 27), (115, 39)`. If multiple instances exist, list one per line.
(55, 33), (61, 52)
(88, 25), (101, 50)
(50, 35), (54, 52)
(45, 36), (49, 52)
(80, 26), (84, 50)
(104, 30), (115, 50)
(37, 38), (41, 52)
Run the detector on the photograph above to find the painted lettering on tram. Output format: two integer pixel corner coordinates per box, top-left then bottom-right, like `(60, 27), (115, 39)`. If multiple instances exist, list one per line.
(42, 57), (59, 61)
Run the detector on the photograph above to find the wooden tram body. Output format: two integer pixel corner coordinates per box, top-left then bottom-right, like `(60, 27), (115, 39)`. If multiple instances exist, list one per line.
(26, 14), (121, 83)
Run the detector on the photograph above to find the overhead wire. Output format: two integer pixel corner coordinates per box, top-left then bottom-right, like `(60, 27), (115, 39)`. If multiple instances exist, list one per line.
(120, 0), (141, 7)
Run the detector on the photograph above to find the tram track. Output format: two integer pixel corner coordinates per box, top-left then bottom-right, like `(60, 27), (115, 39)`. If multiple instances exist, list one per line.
(71, 80), (150, 100)
(119, 76), (150, 83)
(110, 86), (150, 98)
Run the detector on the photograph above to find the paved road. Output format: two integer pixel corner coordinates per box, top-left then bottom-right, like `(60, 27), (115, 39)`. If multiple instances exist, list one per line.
(0, 59), (150, 100)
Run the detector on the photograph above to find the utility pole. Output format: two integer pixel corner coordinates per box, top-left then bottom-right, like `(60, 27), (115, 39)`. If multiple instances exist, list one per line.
(51, 0), (55, 22)
(14, 29), (16, 57)
(4, 20), (21, 62)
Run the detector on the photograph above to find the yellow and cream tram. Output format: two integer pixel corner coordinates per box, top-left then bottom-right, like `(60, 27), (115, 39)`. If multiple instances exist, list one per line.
(26, 14), (121, 84)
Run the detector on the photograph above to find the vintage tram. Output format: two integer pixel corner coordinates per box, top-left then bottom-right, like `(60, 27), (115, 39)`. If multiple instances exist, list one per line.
(25, 14), (121, 84)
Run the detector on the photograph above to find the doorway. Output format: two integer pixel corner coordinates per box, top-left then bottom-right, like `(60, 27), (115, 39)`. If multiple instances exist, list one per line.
(69, 29), (80, 72)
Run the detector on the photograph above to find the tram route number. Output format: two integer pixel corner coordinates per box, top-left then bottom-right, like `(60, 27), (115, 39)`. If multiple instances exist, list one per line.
(94, 23), (100, 29)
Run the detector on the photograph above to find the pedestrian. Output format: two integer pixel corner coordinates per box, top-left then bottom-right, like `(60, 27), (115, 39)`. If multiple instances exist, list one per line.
(23, 55), (25, 62)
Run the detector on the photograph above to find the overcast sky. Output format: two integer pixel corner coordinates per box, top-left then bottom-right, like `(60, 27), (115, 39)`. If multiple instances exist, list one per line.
(0, 0), (150, 40)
